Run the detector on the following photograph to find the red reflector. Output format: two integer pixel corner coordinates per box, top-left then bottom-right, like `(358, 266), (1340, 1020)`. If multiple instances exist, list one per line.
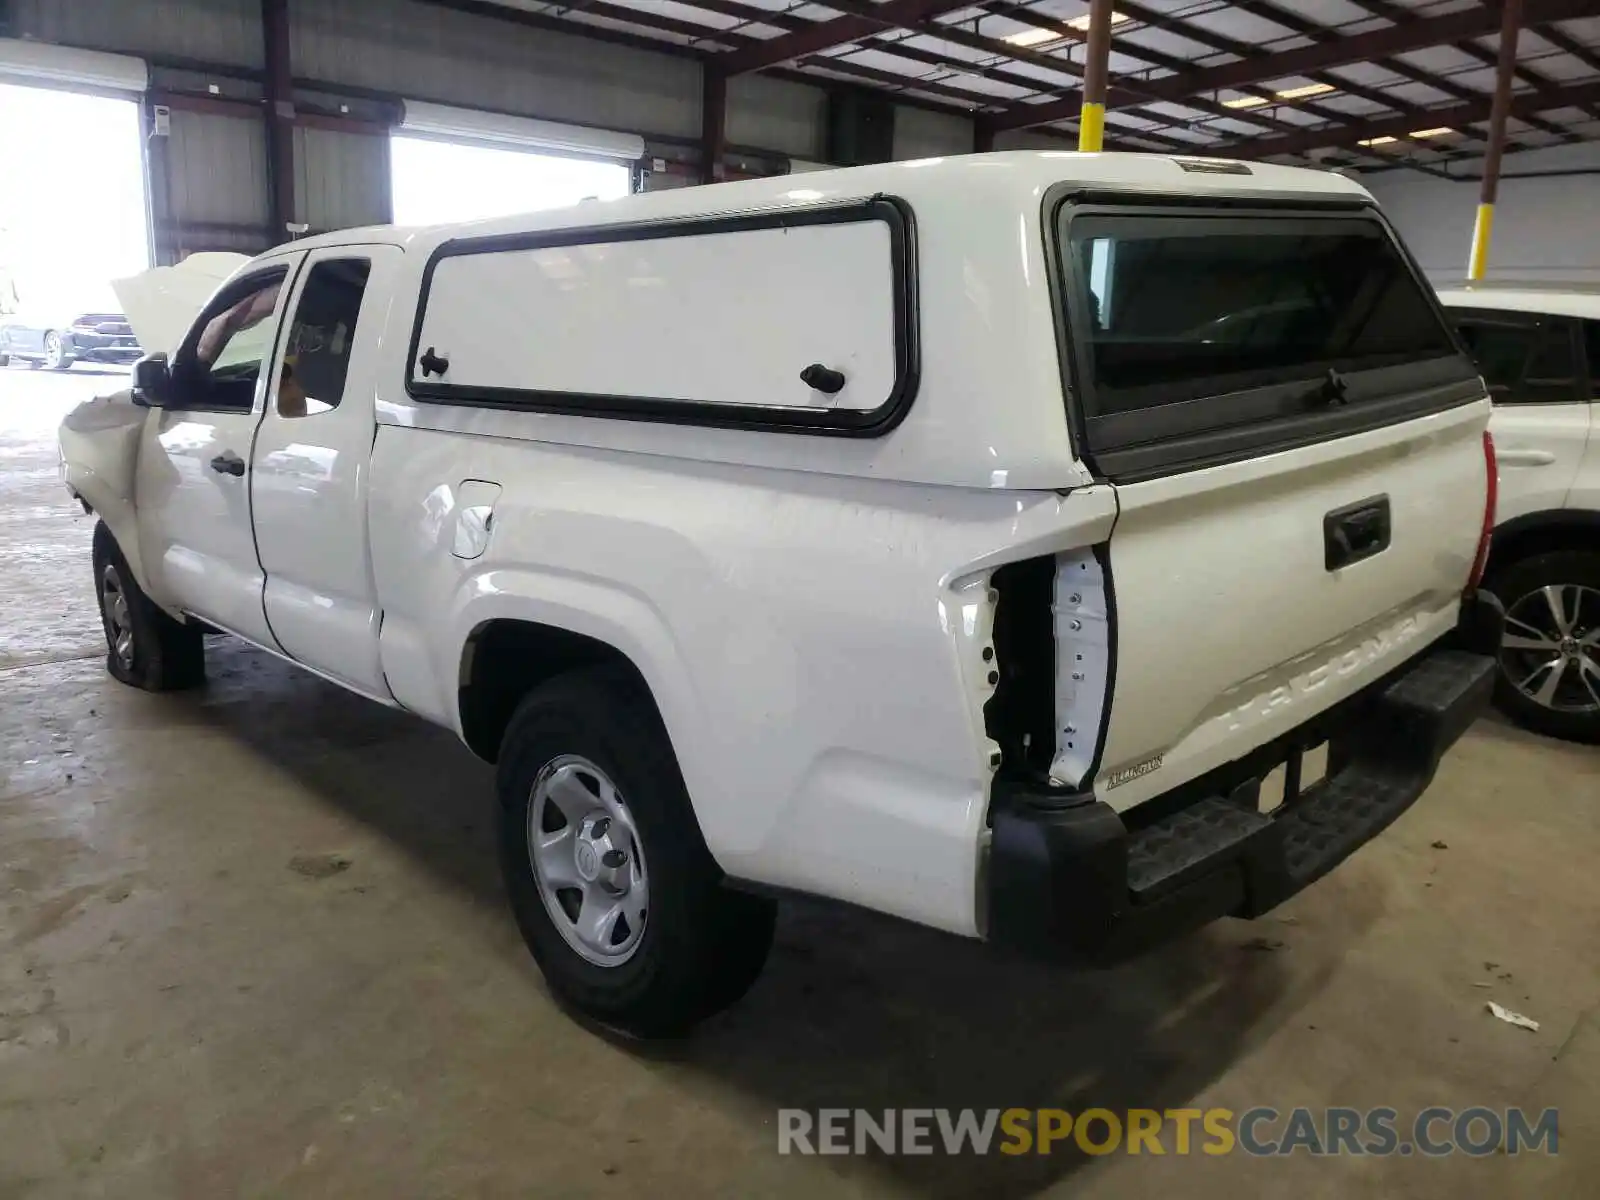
(1468, 429), (1496, 592)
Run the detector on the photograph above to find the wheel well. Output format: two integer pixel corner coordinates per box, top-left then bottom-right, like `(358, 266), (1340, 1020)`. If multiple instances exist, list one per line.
(457, 619), (649, 762)
(1486, 513), (1600, 587)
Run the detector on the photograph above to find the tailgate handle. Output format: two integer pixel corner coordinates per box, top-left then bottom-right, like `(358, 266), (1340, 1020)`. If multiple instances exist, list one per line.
(1324, 495), (1391, 571)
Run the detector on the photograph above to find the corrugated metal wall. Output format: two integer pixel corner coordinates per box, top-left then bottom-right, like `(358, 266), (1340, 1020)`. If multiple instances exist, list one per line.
(295, 127), (391, 232)
(894, 106), (974, 161)
(158, 107), (270, 255)
(642, 171), (694, 193)
(9, 0), (261, 66)
(995, 129), (1072, 152)
(727, 75), (825, 159)
(291, 0), (702, 139)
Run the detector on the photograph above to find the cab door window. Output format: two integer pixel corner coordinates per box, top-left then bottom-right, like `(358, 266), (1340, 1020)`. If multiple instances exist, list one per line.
(174, 268), (289, 411)
(276, 258), (372, 418)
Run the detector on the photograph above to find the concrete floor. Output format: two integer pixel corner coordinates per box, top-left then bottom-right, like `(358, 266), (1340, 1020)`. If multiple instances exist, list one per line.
(1, 366), (1597, 1199)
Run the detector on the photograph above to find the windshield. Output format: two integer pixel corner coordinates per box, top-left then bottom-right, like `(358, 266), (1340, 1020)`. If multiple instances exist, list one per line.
(1065, 211), (1460, 414)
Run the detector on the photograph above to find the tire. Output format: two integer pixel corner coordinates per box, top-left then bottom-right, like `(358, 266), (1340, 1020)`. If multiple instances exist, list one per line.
(0, 352), (9, 367)
(1485, 549), (1600, 744)
(496, 666), (775, 1037)
(44, 331), (70, 370)
(92, 522), (206, 691)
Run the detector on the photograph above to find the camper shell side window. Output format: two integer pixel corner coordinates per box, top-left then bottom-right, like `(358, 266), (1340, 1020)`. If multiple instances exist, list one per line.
(405, 197), (919, 437)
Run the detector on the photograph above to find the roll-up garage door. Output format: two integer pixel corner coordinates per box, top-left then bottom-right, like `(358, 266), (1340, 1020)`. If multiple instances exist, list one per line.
(0, 39), (150, 330)
(391, 101), (639, 226)
(397, 100), (644, 161)
(0, 37), (147, 95)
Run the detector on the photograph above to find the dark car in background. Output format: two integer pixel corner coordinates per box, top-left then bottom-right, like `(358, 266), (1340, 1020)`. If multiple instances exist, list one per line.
(0, 313), (142, 370)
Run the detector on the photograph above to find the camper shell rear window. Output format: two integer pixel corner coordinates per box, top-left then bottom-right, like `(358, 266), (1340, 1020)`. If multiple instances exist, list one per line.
(1050, 196), (1483, 482)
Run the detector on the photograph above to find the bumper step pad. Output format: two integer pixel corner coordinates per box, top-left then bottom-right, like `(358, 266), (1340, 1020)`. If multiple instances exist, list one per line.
(1277, 763), (1416, 887)
(1127, 797), (1267, 902)
(1133, 647), (1496, 909)
(987, 615), (1500, 962)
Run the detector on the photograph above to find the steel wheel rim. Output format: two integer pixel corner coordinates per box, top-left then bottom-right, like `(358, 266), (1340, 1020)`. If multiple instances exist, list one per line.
(45, 333), (63, 368)
(527, 754), (648, 967)
(1501, 583), (1600, 714)
(100, 564), (134, 667)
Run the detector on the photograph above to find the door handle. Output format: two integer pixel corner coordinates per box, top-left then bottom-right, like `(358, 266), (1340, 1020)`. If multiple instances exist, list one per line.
(1324, 495), (1391, 571)
(209, 452), (246, 477)
(1497, 448), (1557, 467)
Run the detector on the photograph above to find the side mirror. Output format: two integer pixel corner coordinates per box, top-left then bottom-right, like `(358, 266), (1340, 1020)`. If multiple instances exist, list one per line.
(130, 353), (171, 407)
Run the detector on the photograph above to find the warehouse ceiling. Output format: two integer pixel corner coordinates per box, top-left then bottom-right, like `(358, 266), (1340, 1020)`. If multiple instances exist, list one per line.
(428, 0), (1600, 173)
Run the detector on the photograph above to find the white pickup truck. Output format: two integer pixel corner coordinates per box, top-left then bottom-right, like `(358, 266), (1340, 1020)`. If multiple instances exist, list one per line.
(62, 152), (1502, 1035)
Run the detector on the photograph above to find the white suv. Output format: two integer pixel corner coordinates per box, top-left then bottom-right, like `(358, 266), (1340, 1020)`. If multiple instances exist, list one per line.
(1438, 288), (1600, 742)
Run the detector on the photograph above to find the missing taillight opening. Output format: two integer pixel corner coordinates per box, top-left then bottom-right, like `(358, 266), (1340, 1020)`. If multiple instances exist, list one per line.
(984, 557), (1055, 778)
(984, 549), (1111, 788)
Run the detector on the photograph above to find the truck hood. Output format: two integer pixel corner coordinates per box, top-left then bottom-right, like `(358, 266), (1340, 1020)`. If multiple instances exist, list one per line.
(111, 252), (249, 357)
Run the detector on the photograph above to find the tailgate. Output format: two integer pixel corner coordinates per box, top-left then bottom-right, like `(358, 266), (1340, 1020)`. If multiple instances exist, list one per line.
(1047, 193), (1491, 811)
(1096, 403), (1488, 810)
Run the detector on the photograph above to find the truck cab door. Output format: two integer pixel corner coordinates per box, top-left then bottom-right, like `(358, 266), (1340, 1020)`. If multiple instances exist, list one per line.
(135, 260), (301, 648)
(1454, 310), (1591, 522)
(250, 245), (400, 699)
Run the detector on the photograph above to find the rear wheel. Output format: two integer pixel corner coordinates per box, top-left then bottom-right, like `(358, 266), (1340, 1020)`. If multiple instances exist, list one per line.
(496, 667), (775, 1036)
(1487, 550), (1600, 744)
(44, 331), (69, 370)
(92, 522), (205, 691)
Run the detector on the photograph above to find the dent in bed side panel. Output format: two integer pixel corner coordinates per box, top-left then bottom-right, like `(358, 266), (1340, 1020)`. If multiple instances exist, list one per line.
(367, 423), (1116, 935)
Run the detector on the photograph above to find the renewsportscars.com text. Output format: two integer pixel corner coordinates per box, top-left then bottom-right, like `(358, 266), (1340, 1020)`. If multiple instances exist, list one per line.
(777, 1106), (1559, 1158)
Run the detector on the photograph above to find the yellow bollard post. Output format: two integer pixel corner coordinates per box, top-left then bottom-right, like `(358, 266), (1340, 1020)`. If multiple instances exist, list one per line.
(1078, 0), (1116, 153)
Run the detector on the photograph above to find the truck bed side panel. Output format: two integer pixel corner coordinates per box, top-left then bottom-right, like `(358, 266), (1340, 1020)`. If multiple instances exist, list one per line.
(367, 424), (1117, 935)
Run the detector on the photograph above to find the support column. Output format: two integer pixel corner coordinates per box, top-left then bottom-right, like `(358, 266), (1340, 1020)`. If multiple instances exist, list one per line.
(700, 68), (727, 185)
(142, 99), (174, 265)
(262, 0), (296, 242)
(1468, 0), (1523, 281)
(1078, 0), (1116, 152)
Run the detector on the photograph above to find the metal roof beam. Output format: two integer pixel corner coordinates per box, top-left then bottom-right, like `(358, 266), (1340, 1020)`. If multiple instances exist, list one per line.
(1221, 75), (1600, 158)
(1335, 0), (1574, 141)
(718, 0), (976, 75)
(984, 0), (1598, 132)
(695, 0), (1280, 146)
(809, 0), (1327, 137)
